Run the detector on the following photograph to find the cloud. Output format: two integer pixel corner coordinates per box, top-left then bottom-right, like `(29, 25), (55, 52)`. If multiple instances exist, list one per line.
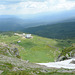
(49, 0), (75, 11)
(0, 5), (6, 9)
(0, 0), (75, 15)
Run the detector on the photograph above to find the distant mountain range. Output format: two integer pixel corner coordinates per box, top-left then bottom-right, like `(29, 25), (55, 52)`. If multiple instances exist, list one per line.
(0, 14), (75, 39)
(23, 21), (75, 39)
(0, 10), (75, 31)
(0, 15), (48, 31)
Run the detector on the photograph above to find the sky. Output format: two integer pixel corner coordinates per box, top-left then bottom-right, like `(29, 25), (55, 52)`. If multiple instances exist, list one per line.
(0, 0), (75, 15)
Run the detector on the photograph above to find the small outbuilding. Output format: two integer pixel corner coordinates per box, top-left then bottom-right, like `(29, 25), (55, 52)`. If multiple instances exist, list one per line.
(14, 33), (18, 35)
(17, 40), (21, 43)
(23, 33), (25, 36)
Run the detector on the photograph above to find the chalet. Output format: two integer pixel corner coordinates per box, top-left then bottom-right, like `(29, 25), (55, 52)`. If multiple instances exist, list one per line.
(25, 34), (32, 38)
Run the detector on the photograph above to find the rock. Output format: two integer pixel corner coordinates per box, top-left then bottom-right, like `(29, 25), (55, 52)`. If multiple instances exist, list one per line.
(13, 48), (19, 56)
(26, 60), (29, 63)
(12, 67), (19, 71)
(40, 69), (48, 73)
(0, 70), (3, 74)
(0, 43), (20, 58)
(57, 46), (75, 61)
(57, 56), (68, 61)
(70, 60), (75, 64)
(6, 49), (12, 56)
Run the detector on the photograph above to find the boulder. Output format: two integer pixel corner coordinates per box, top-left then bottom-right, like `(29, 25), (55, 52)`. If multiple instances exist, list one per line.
(70, 60), (75, 64)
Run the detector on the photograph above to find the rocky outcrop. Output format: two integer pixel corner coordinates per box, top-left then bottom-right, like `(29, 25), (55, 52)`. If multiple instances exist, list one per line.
(57, 46), (75, 61)
(0, 43), (20, 58)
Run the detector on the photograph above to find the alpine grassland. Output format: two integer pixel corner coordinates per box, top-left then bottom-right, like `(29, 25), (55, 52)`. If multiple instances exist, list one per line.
(0, 32), (75, 63)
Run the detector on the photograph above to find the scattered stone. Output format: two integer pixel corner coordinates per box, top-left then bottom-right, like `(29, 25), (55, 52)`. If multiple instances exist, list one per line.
(40, 69), (48, 73)
(12, 67), (19, 71)
(57, 70), (75, 73)
(26, 60), (29, 63)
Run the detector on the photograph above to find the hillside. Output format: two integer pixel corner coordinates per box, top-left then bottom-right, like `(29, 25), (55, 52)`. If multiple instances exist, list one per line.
(0, 42), (51, 75)
(0, 32), (60, 63)
(0, 32), (75, 63)
(0, 32), (53, 75)
(23, 22), (75, 39)
(0, 32), (75, 75)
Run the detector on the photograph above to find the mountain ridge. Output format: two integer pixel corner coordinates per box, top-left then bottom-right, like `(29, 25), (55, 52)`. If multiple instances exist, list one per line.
(0, 15), (75, 31)
(22, 21), (75, 39)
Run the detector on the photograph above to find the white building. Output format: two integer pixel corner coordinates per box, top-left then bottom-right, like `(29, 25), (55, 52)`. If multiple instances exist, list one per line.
(23, 33), (25, 36)
(25, 34), (32, 38)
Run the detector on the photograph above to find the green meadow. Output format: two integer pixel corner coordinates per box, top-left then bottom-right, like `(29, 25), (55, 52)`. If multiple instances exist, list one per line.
(0, 33), (75, 63)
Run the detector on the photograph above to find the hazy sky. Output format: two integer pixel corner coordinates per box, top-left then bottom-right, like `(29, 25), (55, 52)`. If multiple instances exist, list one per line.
(0, 0), (75, 15)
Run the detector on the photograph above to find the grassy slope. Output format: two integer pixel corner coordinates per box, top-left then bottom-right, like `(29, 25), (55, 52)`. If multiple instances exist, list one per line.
(0, 34), (75, 63)
(0, 33), (75, 75)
